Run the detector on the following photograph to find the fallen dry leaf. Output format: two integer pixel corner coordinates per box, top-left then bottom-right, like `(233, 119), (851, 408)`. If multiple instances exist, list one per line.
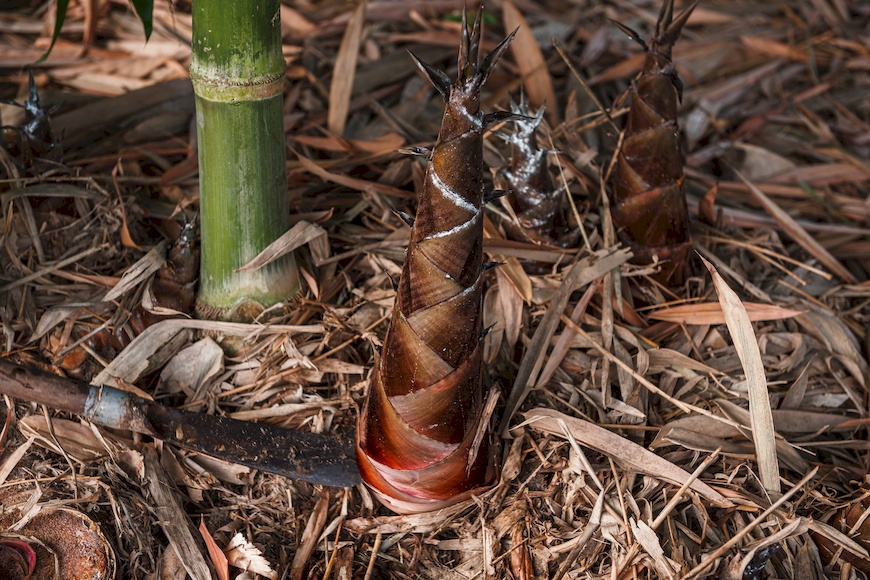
(703, 257), (780, 496)
(647, 301), (804, 325)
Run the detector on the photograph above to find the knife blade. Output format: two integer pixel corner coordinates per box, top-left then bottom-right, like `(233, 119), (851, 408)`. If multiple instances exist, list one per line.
(0, 359), (360, 487)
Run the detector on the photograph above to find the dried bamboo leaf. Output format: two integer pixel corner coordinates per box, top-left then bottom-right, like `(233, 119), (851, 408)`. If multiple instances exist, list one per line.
(495, 268), (524, 355)
(328, 0), (367, 136)
(721, 519), (808, 580)
(501, 248), (631, 431)
(159, 337), (223, 396)
(522, 408), (732, 507)
(235, 221), (326, 273)
(645, 348), (720, 374)
(296, 154), (411, 199)
(198, 520), (229, 580)
(716, 400), (808, 473)
(631, 519), (677, 579)
(703, 257), (780, 495)
(0, 438), (33, 486)
(103, 240), (168, 302)
(290, 490), (329, 580)
(535, 281), (599, 388)
(144, 447), (211, 580)
(92, 319), (323, 388)
(647, 301), (804, 325)
(18, 416), (109, 462)
(501, 1), (558, 124)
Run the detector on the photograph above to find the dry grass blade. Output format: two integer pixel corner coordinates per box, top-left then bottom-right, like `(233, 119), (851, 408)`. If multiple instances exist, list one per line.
(328, 1), (367, 136)
(144, 447), (211, 580)
(521, 408), (731, 506)
(198, 519), (229, 580)
(290, 490), (330, 580)
(647, 301), (804, 325)
(501, 1), (558, 124)
(702, 257), (780, 497)
(735, 170), (857, 284)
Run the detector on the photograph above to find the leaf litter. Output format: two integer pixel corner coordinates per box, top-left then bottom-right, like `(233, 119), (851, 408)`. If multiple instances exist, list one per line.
(0, 0), (868, 578)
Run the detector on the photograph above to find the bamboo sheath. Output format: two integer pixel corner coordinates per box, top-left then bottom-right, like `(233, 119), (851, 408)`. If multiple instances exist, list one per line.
(357, 9), (515, 514)
(611, 0), (698, 284)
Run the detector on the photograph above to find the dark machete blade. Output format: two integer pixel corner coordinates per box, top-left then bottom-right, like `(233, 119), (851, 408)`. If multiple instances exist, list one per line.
(0, 359), (360, 487)
(142, 401), (360, 487)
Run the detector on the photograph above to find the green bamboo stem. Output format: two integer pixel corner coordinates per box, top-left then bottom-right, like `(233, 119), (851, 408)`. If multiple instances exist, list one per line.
(190, 0), (299, 320)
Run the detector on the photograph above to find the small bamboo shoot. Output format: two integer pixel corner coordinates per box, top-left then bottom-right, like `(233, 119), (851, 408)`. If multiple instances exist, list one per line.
(611, 0), (699, 284)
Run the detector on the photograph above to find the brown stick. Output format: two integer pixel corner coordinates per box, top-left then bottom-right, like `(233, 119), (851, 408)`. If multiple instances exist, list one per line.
(0, 358), (91, 415)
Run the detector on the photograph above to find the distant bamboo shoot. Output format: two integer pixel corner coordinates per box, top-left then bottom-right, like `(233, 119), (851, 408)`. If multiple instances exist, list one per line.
(500, 96), (579, 271)
(356, 8), (515, 514)
(611, 0), (698, 284)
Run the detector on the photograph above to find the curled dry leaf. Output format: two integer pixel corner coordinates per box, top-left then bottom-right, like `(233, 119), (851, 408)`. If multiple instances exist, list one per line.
(159, 336), (224, 397)
(225, 532), (277, 580)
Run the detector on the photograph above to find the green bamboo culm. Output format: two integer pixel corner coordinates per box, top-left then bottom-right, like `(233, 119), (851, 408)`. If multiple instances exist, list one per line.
(190, 0), (299, 320)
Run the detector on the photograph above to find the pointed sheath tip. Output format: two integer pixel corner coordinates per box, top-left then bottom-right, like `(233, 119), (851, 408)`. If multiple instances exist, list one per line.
(393, 209), (415, 228)
(484, 189), (511, 204)
(656, 0), (676, 38)
(458, 4), (485, 82)
(408, 49), (451, 102)
(397, 146), (431, 158)
(27, 68), (40, 104)
(610, 19), (648, 51)
(484, 110), (532, 127)
(661, 0), (700, 46)
(477, 27), (518, 88)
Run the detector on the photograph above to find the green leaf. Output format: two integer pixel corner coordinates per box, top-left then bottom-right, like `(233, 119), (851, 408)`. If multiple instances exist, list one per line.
(39, 0), (71, 62)
(39, 0), (152, 62)
(130, 0), (154, 41)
